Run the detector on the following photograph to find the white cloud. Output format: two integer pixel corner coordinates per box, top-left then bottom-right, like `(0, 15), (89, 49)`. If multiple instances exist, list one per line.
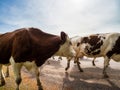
(0, 0), (119, 37)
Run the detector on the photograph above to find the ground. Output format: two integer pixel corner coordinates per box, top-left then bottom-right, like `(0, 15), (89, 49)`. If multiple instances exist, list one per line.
(0, 57), (120, 90)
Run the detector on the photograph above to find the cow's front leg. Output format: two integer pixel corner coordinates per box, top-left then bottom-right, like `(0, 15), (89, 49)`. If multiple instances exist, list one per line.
(58, 56), (62, 60)
(33, 64), (43, 90)
(103, 57), (110, 78)
(24, 61), (43, 90)
(65, 57), (71, 71)
(36, 71), (43, 90)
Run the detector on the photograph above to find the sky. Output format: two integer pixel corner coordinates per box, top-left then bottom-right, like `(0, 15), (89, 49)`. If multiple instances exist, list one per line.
(0, 0), (120, 37)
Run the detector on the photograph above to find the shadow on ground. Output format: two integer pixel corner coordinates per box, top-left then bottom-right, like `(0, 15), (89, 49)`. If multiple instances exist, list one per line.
(41, 58), (120, 90)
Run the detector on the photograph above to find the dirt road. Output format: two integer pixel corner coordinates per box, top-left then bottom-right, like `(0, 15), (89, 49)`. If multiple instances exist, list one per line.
(41, 57), (120, 90)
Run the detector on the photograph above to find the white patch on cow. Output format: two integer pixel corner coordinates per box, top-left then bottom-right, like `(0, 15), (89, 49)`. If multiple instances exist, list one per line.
(0, 65), (5, 78)
(102, 33), (119, 55)
(10, 56), (22, 72)
(10, 56), (37, 73)
(70, 36), (81, 53)
(23, 61), (37, 72)
(55, 35), (76, 57)
(80, 43), (91, 55)
(26, 27), (30, 31)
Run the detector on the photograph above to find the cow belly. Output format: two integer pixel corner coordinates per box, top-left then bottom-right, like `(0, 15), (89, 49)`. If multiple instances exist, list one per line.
(112, 54), (120, 62)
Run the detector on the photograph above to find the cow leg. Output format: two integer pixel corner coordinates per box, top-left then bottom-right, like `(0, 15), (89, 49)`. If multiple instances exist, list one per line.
(74, 57), (77, 63)
(92, 58), (96, 66)
(23, 61), (43, 90)
(76, 58), (83, 72)
(0, 64), (5, 86)
(58, 56), (62, 60)
(103, 57), (110, 78)
(65, 58), (71, 71)
(34, 67), (43, 90)
(10, 57), (22, 90)
(5, 66), (9, 77)
(52, 56), (55, 59)
(36, 70), (43, 90)
(13, 63), (22, 90)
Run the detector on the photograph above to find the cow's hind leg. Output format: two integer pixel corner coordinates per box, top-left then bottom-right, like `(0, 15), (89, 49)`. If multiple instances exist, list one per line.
(76, 58), (83, 72)
(103, 57), (110, 78)
(0, 64), (5, 86)
(13, 63), (22, 90)
(92, 58), (96, 66)
(10, 57), (22, 90)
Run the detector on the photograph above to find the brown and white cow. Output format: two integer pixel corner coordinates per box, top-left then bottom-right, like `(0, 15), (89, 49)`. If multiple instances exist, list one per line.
(51, 36), (97, 72)
(0, 27), (75, 90)
(50, 36), (84, 72)
(65, 36), (97, 72)
(77, 33), (120, 78)
(65, 36), (84, 72)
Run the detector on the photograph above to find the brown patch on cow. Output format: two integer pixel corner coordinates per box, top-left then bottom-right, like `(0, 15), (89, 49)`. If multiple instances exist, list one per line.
(0, 27), (67, 66)
(77, 42), (80, 47)
(81, 34), (105, 55)
(0, 31), (16, 64)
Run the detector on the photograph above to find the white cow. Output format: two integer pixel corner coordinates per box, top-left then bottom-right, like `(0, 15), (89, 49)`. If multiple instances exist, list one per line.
(65, 36), (97, 72)
(76, 33), (120, 78)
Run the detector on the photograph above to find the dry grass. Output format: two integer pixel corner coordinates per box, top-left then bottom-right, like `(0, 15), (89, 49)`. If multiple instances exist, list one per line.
(0, 66), (37, 90)
(0, 66), (61, 90)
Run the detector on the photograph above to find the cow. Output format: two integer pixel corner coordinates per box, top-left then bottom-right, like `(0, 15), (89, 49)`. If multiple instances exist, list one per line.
(52, 36), (97, 72)
(0, 27), (75, 90)
(76, 33), (120, 78)
(65, 36), (84, 72)
(52, 36), (88, 72)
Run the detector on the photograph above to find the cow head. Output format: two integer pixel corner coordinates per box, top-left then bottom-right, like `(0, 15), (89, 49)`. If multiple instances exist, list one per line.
(55, 31), (76, 57)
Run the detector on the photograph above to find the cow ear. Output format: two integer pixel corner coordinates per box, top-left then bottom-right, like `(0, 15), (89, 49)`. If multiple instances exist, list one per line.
(61, 31), (67, 44)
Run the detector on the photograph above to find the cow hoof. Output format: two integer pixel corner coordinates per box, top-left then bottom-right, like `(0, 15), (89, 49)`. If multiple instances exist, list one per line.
(38, 86), (43, 90)
(103, 75), (109, 78)
(80, 70), (84, 72)
(0, 81), (5, 86)
(65, 68), (68, 71)
(74, 61), (77, 63)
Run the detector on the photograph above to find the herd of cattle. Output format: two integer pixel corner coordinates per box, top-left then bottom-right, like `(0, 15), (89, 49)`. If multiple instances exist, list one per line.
(0, 27), (120, 90)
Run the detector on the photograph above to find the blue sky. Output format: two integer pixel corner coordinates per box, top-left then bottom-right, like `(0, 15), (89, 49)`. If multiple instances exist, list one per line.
(0, 0), (120, 36)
